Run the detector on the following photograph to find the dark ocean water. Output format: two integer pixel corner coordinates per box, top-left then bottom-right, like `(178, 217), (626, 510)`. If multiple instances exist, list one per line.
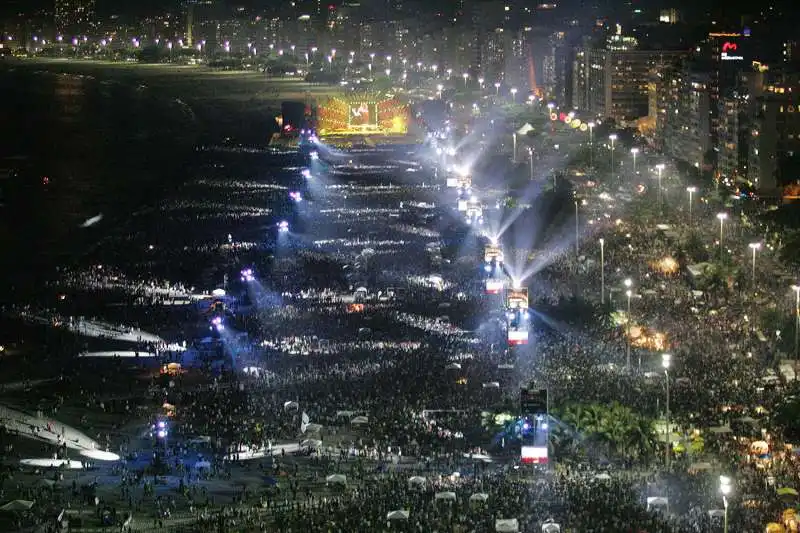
(0, 66), (200, 298)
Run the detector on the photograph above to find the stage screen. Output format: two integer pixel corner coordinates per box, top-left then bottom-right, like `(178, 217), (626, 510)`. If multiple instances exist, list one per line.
(457, 199), (468, 212)
(508, 329), (529, 345)
(506, 288), (529, 309)
(521, 446), (548, 464)
(446, 177), (461, 188)
(485, 245), (503, 263)
(486, 279), (505, 294)
(349, 103), (377, 127)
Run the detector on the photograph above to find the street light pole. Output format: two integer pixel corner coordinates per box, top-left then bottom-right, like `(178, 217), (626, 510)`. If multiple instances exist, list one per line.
(624, 278), (633, 369)
(609, 134), (617, 183)
(717, 212), (728, 255)
(686, 186), (696, 224)
(574, 200), (579, 257)
(588, 122), (595, 170)
(748, 242), (761, 283)
(631, 147), (639, 175)
(793, 285), (800, 380)
(662, 353), (671, 470)
(719, 476), (732, 533)
(528, 147), (534, 180)
(512, 133), (517, 163)
(599, 238), (605, 304)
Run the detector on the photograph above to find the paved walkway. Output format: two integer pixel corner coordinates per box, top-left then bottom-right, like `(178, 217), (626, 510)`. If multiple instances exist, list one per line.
(0, 404), (100, 452)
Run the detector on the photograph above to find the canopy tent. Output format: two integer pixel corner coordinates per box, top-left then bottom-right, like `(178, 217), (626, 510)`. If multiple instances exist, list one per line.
(708, 425), (733, 434)
(351, 415), (369, 425)
(300, 439), (323, 449)
(646, 497), (668, 511)
(496, 518), (519, 533)
(707, 510), (725, 519)
(435, 491), (457, 501)
(482, 382), (500, 388)
(517, 123), (534, 135)
(408, 476), (426, 488)
(445, 363), (462, 370)
(542, 521), (561, 533)
(386, 510), (410, 520)
(469, 493), (489, 503)
(336, 410), (356, 418)
(777, 487), (798, 497)
(0, 500), (34, 511)
(325, 474), (347, 485)
(283, 401), (299, 411)
(593, 473), (611, 481)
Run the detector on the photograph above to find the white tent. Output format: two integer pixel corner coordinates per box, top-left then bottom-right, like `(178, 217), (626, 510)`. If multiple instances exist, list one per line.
(0, 500), (34, 511)
(435, 491), (457, 501)
(304, 423), (323, 433)
(709, 425), (732, 434)
(408, 476), (426, 488)
(646, 497), (669, 511)
(542, 520), (561, 533)
(482, 382), (500, 388)
(593, 473), (611, 481)
(336, 410), (356, 418)
(517, 123), (534, 135)
(689, 462), (713, 471)
(351, 415), (369, 425)
(283, 401), (299, 411)
(496, 518), (519, 533)
(300, 439), (322, 449)
(707, 509), (725, 519)
(325, 474), (347, 485)
(445, 363), (462, 370)
(386, 510), (410, 520)
(469, 493), (489, 503)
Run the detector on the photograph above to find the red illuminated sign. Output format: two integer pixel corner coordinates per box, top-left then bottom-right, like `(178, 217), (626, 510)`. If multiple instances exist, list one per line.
(722, 42), (737, 52)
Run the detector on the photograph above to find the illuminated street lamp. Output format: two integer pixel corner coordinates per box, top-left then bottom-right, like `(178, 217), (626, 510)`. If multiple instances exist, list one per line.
(385, 68), (391, 77)
(510, 87), (518, 102)
(599, 238), (605, 304)
(462, 72), (469, 87)
(494, 82), (501, 95)
(609, 134), (618, 182)
(793, 284), (800, 379)
(748, 242), (761, 282)
(630, 147), (639, 174)
(719, 476), (732, 533)
(588, 121), (595, 169)
(446, 68), (452, 78)
(478, 77), (484, 89)
(686, 186), (696, 224)
(436, 84), (443, 98)
(431, 64), (437, 75)
(624, 278), (633, 369)
(662, 353), (671, 468)
(527, 147), (534, 181)
(716, 212), (728, 252)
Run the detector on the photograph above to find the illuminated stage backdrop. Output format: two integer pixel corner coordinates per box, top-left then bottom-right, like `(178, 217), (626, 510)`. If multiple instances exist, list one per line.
(318, 95), (409, 135)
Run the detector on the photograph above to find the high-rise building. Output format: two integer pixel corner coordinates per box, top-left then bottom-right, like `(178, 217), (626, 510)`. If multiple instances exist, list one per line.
(573, 30), (685, 124)
(542, 31), (570, 107)
(659, 65), (712, 171)
(54, 0), (95, 37)
(717, 67), (765, 182)
(748, 68), (800, 192)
